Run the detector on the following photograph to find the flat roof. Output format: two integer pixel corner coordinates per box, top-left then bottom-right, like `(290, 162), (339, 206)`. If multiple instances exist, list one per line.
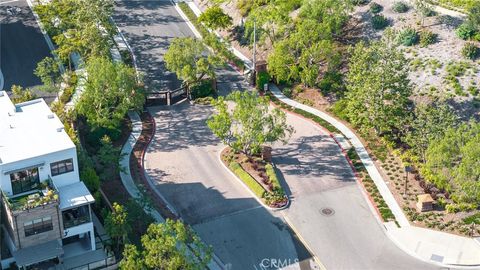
(58, 181), (94, 210)
(0, 91), (75, 165)
(13, 239), (63, 267)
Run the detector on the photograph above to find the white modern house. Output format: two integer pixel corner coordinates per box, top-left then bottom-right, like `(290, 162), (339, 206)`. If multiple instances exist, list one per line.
(0, 91), (96, 269)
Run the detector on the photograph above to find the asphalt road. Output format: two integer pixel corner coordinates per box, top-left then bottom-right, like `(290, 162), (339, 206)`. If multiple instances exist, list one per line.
(145, 103), (316, 270)
(0, 0), (55, 102)
(273, 114), (441, 270)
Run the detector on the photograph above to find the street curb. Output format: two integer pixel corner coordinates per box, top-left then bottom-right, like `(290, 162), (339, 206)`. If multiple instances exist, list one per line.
(217, 147), (289, 211)
(282, 215), (327, 270)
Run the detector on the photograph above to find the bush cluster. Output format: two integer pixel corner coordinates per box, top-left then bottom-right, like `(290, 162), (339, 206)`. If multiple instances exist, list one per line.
(456, 22), (477, 40)
(398, 27), (419, 46)
(461, 42), (479, 59)
(371, 14), (389, 30)
(370, 2), (383, 13)
(392, 1), (409, 13)
(419, 30), (437, 47)
(256, 71), (271, 91)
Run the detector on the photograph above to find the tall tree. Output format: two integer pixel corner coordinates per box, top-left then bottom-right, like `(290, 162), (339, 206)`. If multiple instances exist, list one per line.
(423, 121), (480, 204)
(76, 57), (144, 130)
(105, 202), (130, 252)
(404, 103), (457, 162)
(207, 91), (293, 156)
(35, 56), (63, 97)
(164, 37), (222, 97)
(96, 135), (123, 181)
(120, 220), (212, 270)
(344, 37), (412, 135)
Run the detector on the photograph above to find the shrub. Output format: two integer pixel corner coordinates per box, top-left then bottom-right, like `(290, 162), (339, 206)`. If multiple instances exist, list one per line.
(462, 42), (479, 59)
(191, 80), (215, 99)
(392, 1), (409, 13)
(282, 87), (292, 98)
(370, 2), (383, 13)
(419, 30), (437, 47)
(446, 203), (476, 213)
(229, 162), (266, 198)
(256, 71), (270, 91)
(81, 167), (100, 192)
(372, 15), (389, 30)
(352, 0), (369, 6)
(456, 22), (477, 40)
(398, 27), (419, 46)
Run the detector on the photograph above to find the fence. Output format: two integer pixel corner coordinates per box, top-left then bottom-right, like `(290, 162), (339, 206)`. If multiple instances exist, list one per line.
(145, 87), (187, 106)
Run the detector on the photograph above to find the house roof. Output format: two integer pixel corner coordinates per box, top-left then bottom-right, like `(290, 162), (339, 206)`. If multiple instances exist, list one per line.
(0, 91), (75, 165)
(58, 181), (94, 210)
(417, 194), (434, 203)
(13, 239), (63, 267)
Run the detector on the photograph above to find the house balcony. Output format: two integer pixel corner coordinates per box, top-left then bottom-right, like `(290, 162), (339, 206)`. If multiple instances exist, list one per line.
(2, 179), (59, 215)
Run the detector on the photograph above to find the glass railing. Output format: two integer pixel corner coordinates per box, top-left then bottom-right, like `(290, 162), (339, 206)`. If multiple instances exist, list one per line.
(63, 215), (91, 229)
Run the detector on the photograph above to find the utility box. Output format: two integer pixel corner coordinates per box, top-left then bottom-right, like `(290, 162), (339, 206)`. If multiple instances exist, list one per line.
(416, 194), (434, 212)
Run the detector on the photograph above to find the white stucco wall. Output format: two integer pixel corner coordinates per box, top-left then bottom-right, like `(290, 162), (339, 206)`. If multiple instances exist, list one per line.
(0, 147), (79, 196)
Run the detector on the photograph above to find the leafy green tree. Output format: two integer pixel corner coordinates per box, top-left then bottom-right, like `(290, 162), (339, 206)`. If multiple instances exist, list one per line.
(198, 6), (232, 30)
(96, 135), (123, 181)
(80, 167), (100, 192)
(35, 57), (63, 97)
(423, 121), (480, 205)
(76, 57), (144, 130)
(207, 91), (293, 156)
(120, 220), (212, 270)
(467, 1), (480, 30)
(105, 202), (130, 252)
(10, 85), (37, 104)
(298, 0), (352, 38)
(404, 103), (457, 162)
(164, 37), (222, 97)
(344, 37), (412, 135)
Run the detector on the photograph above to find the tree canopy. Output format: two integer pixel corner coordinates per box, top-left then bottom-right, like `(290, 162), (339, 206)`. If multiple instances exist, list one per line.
(105, 202), (130, 252)
(207, 91), (293, 156)
(344, 36), (412, 135)
(164, 37), (222, 93)
(198, 6), (233, 30)
(35, 56), (63, 96)
(76, 57), (144, 130)
(423, 121), (480, 205)
(120, 220), (212, 270)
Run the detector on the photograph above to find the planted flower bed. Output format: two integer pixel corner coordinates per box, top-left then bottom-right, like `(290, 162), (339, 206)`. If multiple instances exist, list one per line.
(221, 147), (288, 208)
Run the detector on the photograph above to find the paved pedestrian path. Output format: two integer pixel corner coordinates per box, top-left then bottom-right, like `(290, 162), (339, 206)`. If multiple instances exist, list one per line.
(269, 84), (411, 227)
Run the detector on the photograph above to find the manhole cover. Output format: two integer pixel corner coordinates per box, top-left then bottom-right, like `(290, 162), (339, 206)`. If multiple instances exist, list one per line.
(320, 207), (335, 216)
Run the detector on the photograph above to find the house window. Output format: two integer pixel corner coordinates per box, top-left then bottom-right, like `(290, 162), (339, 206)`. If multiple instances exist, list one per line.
(24, 216), (53, 237)
(10, 168), (40, 195)
(50, 159), (74, 176)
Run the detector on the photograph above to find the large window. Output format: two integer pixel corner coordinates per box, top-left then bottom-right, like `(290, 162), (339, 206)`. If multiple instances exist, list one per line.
(10, 168), (40, 195)
(50, 159), (74, 176)
(24, 216), (53, 237)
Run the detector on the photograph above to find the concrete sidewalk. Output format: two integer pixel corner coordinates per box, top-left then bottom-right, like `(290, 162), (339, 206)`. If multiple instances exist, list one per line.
(269, 85), (480, 268)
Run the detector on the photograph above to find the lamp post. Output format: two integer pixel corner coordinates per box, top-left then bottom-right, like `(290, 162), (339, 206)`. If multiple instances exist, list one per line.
(404, 165), (412, 197)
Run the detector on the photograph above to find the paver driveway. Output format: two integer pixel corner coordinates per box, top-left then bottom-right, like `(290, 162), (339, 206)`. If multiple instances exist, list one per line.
(145, 103), (316, 270)
(273, 113), (440, 270)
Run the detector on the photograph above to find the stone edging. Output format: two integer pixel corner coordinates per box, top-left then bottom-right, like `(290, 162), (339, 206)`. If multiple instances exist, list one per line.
(218, 147), (289, 211)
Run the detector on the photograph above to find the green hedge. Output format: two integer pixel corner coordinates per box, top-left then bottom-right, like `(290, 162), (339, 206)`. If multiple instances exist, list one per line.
(229, 162), (266, 198)
(265, 164), (282, 191)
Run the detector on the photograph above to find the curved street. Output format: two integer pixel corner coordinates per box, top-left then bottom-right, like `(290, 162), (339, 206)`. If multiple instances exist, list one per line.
(114, 0), (445, 269)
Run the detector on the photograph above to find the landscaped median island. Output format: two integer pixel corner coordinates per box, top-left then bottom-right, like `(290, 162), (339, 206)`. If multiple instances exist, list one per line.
(221, 147), (288, 208)
(206, 90), (294, 209)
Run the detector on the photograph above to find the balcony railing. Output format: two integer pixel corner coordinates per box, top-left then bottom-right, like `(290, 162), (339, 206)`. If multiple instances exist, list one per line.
(63, 215), (91, 229)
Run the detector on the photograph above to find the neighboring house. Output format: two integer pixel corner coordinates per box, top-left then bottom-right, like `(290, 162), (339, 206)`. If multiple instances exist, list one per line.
(0, 91), (95, 269)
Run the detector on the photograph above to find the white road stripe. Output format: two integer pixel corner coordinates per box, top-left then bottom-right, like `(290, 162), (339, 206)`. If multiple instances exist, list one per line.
(0, 0), (20, 5)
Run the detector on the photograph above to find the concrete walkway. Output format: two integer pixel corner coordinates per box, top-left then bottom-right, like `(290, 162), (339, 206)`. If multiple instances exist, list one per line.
(120, 111), (165, 223)
(269, 85), (480, 268)
(270, 84), (410, 227)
